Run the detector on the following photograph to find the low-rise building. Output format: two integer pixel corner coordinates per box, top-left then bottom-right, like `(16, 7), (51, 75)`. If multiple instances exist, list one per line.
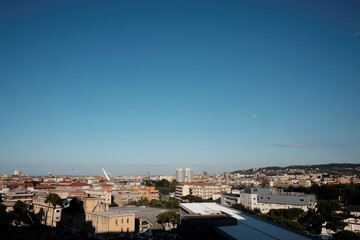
(221, 187), (316, 213)
(60, 197), (135, 239)
(130, 186), (159, 201)
(3, 189), (34, 207)
(86, 211), (135, 237)
(175, 182), (231, 200)
(32, 197), (68, 227)
(113, 190), (142, 206)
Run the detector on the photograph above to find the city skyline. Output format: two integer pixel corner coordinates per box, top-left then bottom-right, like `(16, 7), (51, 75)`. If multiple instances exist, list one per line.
(1, 1), (360, 176)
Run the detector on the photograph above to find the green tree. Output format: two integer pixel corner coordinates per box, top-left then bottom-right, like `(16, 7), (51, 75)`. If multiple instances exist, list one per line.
(298, 209), (325, 234)
(182, 195), (204, 203)
(156, 210), (178, 223)
(45, 193), (61, 207)
(155, 179), (177, 195)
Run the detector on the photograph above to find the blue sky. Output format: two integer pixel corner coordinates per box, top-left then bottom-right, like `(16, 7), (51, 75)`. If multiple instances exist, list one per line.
(1, 1), (359, 176)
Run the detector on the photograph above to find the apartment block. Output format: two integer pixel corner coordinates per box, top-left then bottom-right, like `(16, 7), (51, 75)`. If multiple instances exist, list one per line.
(175, 182), (231, 200)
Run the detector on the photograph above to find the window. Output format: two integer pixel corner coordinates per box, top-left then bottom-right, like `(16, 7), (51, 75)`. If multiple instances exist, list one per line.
(127, 218), (129, 223)
(300, 199), (304, 202)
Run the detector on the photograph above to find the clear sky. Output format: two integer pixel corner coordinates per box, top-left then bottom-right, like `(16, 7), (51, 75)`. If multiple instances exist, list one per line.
(1, 1), (359, 176)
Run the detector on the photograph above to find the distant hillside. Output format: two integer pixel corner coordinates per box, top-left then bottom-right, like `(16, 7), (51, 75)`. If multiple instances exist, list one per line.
(232, 163), (360, 175)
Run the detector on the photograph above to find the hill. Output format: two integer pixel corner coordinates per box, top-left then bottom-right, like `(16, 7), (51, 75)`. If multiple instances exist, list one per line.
(232, 163), (360, 175)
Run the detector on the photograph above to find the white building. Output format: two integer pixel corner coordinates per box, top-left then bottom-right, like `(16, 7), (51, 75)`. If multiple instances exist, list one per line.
(221, 187), (316, 213)
(176, 168), (193, 182)
(175, 182), (231, 200)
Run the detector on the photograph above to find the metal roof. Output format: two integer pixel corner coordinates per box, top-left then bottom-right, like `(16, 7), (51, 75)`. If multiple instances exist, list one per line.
(180, 203), (313, 240)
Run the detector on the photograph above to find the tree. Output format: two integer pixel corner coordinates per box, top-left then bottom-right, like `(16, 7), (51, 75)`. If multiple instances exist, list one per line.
(44, 193), (61, 226)
(334, 230), (360, 240)
(156, 210), (179, 231)
(298, 210), (325, 234)
(13, 200), (27, 215)
(45, 193), (61, 207)
(156, 210), (178, 223)
(182, 195), (204, 203)
(0, 203), (7, 224)
(267, 208), (304, 220)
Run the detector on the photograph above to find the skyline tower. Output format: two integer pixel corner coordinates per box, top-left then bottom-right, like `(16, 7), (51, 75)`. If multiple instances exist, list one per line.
(176, 168), (193, 182)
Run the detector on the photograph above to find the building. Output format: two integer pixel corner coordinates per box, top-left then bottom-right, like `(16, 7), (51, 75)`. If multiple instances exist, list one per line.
(130, 185), (159, 201)
(32, 196), (69, 227)
(2, 189), (34, 209)
(86, 211), (135, 238)
(180, 202), (313, 240)
(343, 205), (360, 233)
(221, 187), (316, 213)
(175, 182), (231, 200)
(176, 168), (193, 182)
(60, 197), (135, 239)
(176, 168), (185, 182)
(113, 190), (142, 206)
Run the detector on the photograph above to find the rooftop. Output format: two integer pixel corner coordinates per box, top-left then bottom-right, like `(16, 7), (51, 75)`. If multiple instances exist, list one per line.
(180, 203), (313, 240)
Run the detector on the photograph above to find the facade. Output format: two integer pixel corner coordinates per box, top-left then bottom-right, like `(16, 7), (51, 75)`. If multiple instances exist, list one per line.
(175, 182), (231, 200)
(86, 211), (135, 237)
(32, 197), (66, 227)
(221, 187), (316, 213)
(60, 197), (135, 238)
(176, 168), (185, 182)
(113, 190), (142, 206)
(130, 185), (159, 201)
(3, 189), (34, 205)
(176, 168), (193, 182)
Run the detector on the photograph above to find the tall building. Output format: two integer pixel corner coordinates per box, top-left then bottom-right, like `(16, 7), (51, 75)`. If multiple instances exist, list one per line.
(185, 168), (193, 182)
(176, 168), (185, 182)
(176, 168), (193, 182)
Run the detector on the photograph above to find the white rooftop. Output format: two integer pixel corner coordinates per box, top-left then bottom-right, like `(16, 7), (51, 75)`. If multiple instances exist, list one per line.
(180, 203), (312, 240)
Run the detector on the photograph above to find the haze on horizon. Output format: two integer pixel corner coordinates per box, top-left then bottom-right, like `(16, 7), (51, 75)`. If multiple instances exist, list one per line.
(1, 1), (359, 176)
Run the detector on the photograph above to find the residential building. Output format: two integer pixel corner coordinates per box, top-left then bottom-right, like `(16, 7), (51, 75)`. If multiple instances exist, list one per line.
(221, 187), (316, 213)
(2, 189), (34, 208)
(175, 182), (231, 200)
(32, 197), (68, 227)
(176, 168), (193, 182)
(113, 190), (142, 206)
(130, 185), (159, 201)
(86, 211), (135, 237)
(60, 197), (135, 238)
